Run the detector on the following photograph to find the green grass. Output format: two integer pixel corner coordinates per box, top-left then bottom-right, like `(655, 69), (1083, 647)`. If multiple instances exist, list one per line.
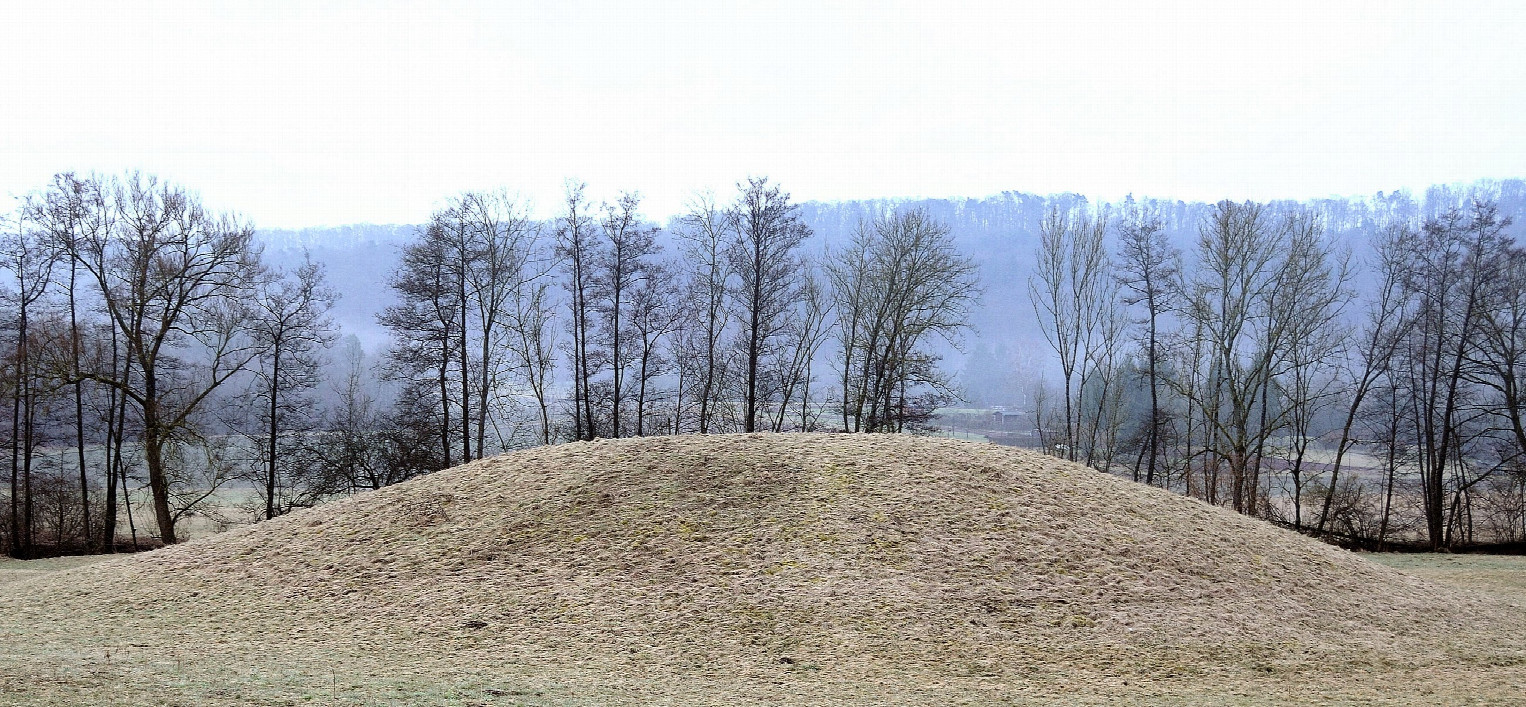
(1361, 552), (1526, 598)
(0, 555), (109, 585)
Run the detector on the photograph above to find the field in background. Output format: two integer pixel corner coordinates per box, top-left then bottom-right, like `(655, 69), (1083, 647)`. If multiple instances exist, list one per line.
(1363, 553), (1526, 597)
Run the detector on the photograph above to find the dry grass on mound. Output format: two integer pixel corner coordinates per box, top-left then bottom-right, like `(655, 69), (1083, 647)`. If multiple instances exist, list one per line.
(2, 433), (1524, 705)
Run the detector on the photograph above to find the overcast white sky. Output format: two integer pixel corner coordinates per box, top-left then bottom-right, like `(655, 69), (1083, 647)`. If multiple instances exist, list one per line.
(1, 1), (1523, 227)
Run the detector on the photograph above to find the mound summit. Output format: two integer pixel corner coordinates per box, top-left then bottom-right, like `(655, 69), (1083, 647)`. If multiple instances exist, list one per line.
(4, 434), (1524, 704)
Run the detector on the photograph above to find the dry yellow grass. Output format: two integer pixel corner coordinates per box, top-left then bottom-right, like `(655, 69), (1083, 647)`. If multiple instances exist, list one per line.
(2, 433), (1523, 705)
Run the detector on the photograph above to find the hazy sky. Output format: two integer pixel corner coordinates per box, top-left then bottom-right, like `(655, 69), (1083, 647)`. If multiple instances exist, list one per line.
(2, 1), (1523, 227)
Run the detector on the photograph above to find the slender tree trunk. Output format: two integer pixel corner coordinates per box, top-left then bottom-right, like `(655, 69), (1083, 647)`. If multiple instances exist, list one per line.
(743, 245), (765, 434)
(1319, 381), (1371, 533)
(9, 339), (21, 558)
(1145, 295), (1161, 486)
(10, 304), (27, 558)
(799, 360), (813, 431)
(1061, 374), (1075, 461)
(438, 339), (453, 468)
(1250, 365), (1272, 518)
(22, 382), (36, 553)
(459, 277), (471, 462)
(478, 326), (491, 456)
(635, 347), (649, 437)
(265, 347), (281, 520)
(612, 287), (623, 438)
(101, 336), (129, 552)
(700, 313), (718, 434)
(69, 263), (91, 549)
(119, 448), (138, 552)
(576, 275), (595, 441)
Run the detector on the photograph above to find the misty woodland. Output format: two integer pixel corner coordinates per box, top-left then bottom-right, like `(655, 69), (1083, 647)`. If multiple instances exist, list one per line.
(2, 172), (1524, 558)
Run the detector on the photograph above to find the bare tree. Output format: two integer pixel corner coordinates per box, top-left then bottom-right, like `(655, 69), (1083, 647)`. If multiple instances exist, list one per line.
(380, 224), (458, 469)
(62, 173), (263, 544)
(1263, 216), (1353, 528)
(1114, 203), (1179, 484)
(1, 209), (58, 557)
(674, 193), (734, 434)
(1029, 204), (1109, 460)
(1081, 295), (1129, 470)
(312, 338), (393, 491)
(456, 191), (542, 455)
(25, 176), (105, 550)
(507, 273), (557, 445)
(1178, 202), (1287, 511)
(727, 178), (811, 433)
(1471, 229), (1526, 467)
(773, 266), (833, 432)
(592, 193), (661, 438)
(1392, 200), (1512, 547)
(830, 209), (980, 433)
(628, 260), (681, 436)
(244, 256), (337, 519)
(1316, 224), (1409, 533)
(555, 181), (601, 441)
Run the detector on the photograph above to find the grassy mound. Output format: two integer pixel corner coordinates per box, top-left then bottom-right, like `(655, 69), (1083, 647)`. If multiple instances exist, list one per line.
(3, 434), (1523, 705)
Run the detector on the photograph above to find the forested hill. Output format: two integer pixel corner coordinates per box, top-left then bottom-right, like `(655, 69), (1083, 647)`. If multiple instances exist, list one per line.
(257, 178), (1526, 406)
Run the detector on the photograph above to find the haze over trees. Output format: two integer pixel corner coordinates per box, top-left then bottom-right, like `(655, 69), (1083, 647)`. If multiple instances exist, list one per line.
(3, 169), (1525, 556)
(0, 172), (980, 556)
(1027, 189), (1526, 551)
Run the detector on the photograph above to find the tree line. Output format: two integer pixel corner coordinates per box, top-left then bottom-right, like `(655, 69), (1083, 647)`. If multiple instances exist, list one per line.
(376, 178), (980, 467)
(1029, 193), (1526, 550)
(0, 173), (979, 557)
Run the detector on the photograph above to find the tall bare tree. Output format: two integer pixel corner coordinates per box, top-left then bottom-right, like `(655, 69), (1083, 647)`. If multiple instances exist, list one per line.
(774, 266), (832, 432)
(1263, 216), (1353, 527)
(674, 193), (734, 434)
(507, 272), (557, 445)
(1, 209), (58, 557)
(592, 193), (661, 438)
(1114, 203), (1179, 484)
(245, 256), (336, 519)
(1393, 200), (1512, 547)
(628, 260), (682, 436)
(1029, 205), (1109, 460)
(62, 173), (263, 544)
(556, 181), (601, 441)
(727, 178), (811, 433)
(831, 209), (980, 433)
(456, 191), (542, 456)
(1309, 224), (1408, 534)
(381, 224), (458, 469)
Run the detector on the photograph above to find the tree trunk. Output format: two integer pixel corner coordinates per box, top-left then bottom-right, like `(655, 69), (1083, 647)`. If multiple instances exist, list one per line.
(9, 304), (27, 558)
(266, 347), (281, 520)
(745, 280), (761, 433)
(459, 278), (471, 462)
(142, 386), (178, 545)
(70, 262), (91, 549)
(1145, 292), (1161, 486)
(438, 339), (453, 468)
(101, 338), (129, 552)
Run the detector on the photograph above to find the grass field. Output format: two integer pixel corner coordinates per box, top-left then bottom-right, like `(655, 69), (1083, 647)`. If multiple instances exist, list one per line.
(5, 552), (1518, 705)
(1, 435), (1522, 705)
(1362, 552), (1526, 597)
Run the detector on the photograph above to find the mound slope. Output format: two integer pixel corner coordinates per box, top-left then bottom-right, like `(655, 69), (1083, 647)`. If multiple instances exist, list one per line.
(4, 434), (1524, 704)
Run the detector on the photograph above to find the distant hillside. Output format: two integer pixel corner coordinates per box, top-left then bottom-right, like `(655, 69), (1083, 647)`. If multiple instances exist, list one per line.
(256, 224), (415, 352)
